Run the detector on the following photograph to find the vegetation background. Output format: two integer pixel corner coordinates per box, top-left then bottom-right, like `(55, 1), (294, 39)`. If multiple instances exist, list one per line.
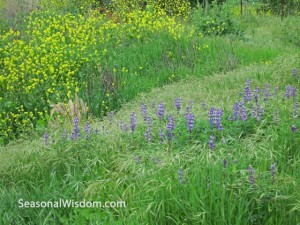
(0, 0), (300, 224)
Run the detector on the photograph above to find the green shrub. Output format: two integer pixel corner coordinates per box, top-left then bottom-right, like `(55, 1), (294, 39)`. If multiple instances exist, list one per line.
(191, 0), (244, 37)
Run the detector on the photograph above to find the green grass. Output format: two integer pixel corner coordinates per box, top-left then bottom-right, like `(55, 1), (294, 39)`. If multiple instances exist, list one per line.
(1, 2), (300, 224)
(1, 52), (299, 224)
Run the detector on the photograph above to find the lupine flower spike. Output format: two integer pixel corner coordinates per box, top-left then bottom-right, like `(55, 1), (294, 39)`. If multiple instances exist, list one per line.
(130, 113), (137, 133)
(43, 132), (49, 146)
(174, 97), (181, 113)
(178, 167), (186, 184)
(157, 103), (165, 120)
(166, 115), (175, 140)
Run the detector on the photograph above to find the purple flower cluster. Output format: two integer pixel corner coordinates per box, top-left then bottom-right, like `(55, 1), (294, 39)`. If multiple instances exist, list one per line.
(251, 105), (264, 121)
(157, 103), (165, 120)
(141, 104), (147, 121)
(70, 117), (80, 141)
(130, 112), (137, 133)
(84, 121), (91, 134)
(208, 136), (215, 150)
(119, 119), (128, 132)
(208, 107), (224, 130)
(292, 68), (298, 80)
(166, 115), (175, 140)
(178, 167), (186, 184)
(264, 83), (270, 102)
(43, 132), (49, 146)
(284, 85), (297, 99)
(291, 124), (297, 133)
(144, 116), (152, 143)
(84, 121), (91, 139)
(231, 101), (247, 121)
(223, 159), (228, 168)
(174, 97), (181, 113)
(159, 128), (165, 142)
(185, 113), (195, 133)
(244, 79), (252, 102)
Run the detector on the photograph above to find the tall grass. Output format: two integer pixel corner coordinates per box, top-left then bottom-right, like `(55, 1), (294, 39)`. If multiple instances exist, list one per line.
(0, 53), (299, 224)
(0, 1), (300, 224)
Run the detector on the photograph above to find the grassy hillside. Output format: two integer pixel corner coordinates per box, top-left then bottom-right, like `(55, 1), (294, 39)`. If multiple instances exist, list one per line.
(0, 0), (300, 224)
(1, 53), (300, 224)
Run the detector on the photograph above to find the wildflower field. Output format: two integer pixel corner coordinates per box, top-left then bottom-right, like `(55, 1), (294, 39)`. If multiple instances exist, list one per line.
(0, 0), (300, 224)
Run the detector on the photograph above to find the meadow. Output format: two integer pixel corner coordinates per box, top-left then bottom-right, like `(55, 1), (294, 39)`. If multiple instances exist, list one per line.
(0, 0), (300, 224)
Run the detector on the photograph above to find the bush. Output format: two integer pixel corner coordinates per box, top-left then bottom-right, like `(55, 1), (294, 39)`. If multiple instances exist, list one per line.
(191, 0), (243, 37)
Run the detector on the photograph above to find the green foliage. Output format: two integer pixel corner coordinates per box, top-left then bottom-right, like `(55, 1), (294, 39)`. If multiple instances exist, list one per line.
(282, 16), (300, 47)
(259, 0), (300, 16)
(0, 54), (300, 224)
(191, 0), (244, 37)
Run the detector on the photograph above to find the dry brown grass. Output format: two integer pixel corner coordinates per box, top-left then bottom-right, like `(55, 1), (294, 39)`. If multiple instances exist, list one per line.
(3, 0), (39, 18)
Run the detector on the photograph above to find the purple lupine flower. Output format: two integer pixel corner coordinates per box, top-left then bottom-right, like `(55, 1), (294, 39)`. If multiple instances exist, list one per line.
(251, 105), (264, 121)
(208, 108), (224, 130)
(141, 103), (147, 121)
(157, 102), (165, 120)
(166, 115), (175, 140)
(73, 117), (80, 137)
(119, 119), (128, 132)
(43, 132), (49, 146)
(239, 101), (248, 121)
(292, 68), (298, 80)
(264, 83), (270, 101)
(178, 167), (186, 184)
(84, 121), (91, 134)
(274, 109), (279, 125)
(174, 97), (182, 113)
(84, 121), (91, 139)
(291, 87), (297, 98)
(208, 136), (215, 150)
(248, 165), (255, 186)
(223, 159), (228, 168)
(293, 102), (299, 119)
(70, 132), (77, 141)
(244, 79), (252, 102)
(271, 163), (276, 184)
(144, 116), (152, 143)
(109, 111), (114, 125)
(186, 113), (195, 133)
(159, 128), (165, 142)
(291, 124), (297, 133)
(284, 85), (292, 98)
(144, 128), (151, 143)
(231, 101), (240, 121)
(130, 112), (137, 133)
